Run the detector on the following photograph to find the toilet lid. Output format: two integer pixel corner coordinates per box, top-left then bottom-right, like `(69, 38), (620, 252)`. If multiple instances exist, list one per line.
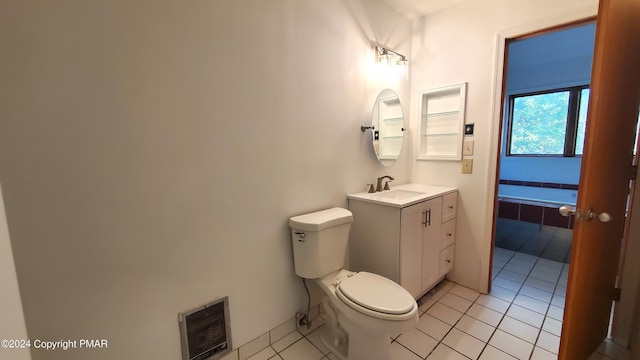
(336, 272), (415, 315)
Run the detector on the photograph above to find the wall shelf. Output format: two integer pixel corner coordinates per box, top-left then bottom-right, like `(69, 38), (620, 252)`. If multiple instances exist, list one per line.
(417, 83), (467, 161)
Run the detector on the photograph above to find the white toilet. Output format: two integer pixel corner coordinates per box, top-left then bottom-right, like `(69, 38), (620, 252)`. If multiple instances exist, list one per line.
(289, 207), (418, 360)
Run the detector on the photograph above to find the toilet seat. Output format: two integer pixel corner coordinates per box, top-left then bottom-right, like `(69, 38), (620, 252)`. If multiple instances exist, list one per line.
(335, 272), (416, 321)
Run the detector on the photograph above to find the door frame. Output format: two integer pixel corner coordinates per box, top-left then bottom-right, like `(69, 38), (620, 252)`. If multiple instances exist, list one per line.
(611, 132), (640, 347)
(483, 2), (639, 346)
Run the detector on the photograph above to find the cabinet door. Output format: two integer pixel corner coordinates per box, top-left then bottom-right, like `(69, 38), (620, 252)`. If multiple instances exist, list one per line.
(421, 197), (443, 293)
(400, 203), (425, 298)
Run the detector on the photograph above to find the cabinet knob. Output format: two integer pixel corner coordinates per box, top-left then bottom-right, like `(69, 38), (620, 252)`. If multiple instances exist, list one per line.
(446, 259), (451, 263)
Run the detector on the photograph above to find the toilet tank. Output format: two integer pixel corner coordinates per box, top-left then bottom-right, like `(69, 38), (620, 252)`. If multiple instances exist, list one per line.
(289, 207), (353, 279)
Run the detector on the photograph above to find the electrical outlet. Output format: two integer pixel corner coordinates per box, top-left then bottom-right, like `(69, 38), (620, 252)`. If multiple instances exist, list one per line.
(462, 159), (473, 174)
(463, 140), (474, 156)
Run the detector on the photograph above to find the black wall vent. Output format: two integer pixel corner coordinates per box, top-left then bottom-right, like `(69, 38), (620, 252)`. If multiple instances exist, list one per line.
(179, 296), (232, 360)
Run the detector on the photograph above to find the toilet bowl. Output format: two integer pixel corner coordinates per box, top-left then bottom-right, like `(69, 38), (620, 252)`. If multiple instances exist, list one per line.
(289, 208), (419, 360)
(315, 270), (418, 360)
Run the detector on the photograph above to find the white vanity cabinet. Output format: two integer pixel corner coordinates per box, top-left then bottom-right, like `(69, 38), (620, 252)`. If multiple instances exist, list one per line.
(347, 187), (458, 299)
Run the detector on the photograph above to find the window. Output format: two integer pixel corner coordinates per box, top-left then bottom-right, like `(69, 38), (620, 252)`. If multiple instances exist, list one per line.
(508, 86), (589, 156)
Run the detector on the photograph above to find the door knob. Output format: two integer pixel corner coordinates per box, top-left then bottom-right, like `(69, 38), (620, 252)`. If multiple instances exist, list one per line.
(559, 205), (612, 223)
(589, 211), (612, 223)
(559, 205), (575, 217)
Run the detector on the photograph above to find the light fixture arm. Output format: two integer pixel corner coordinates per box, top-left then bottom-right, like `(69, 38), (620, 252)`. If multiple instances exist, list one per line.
(374, 46), (408, 65)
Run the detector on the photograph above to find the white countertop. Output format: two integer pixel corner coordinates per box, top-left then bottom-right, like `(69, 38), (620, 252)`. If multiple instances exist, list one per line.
(347, 183), (457, 208)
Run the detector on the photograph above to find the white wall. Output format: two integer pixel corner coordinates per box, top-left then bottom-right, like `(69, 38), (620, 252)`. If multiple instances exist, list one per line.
(0, 1), (411, 359)
(0, 184), (31, 360)
(409, 0), (599, 291)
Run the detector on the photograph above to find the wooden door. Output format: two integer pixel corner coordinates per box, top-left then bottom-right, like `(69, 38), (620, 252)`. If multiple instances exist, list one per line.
(559, 0), (640, 358)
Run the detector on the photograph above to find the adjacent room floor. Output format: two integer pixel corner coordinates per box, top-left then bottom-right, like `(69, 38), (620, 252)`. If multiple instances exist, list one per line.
(238, 248), (628, 360)
(495, 218), (572, 264)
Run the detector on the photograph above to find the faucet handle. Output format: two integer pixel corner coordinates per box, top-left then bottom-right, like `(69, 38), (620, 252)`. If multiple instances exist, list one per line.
(383, 180), (392, 190)
(367, 184), (375, 193)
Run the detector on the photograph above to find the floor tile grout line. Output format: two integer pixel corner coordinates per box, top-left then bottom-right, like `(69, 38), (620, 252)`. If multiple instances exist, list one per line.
(524, 256), (556, 360)
(417, 282), (495, 360)
(289, 320), (335, 360)
(493, 253), (534, 359)
(494, 250), (548, 360)
(425, 297), (477, 359)
(390, 339), (428, 360)
(476, 248), (519, 360)
(489, 250), (568, 358)
(444, 264), (524, 360)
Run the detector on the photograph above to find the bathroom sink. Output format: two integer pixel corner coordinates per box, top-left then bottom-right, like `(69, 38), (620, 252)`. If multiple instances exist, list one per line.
(347, 183), (457, 208)
(373, 189), (425, 200)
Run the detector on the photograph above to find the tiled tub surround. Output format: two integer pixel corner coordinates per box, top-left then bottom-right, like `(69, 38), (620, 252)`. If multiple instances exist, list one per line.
(497, 184), (579, 230)
(498, 180), (579, 191)
(218, 249), (627, 360)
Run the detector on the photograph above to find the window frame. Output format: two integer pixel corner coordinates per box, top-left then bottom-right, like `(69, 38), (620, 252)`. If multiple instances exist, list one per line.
(506, 85), (590, 157)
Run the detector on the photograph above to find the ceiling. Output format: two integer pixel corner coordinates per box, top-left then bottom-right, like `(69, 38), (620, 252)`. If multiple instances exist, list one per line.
(378, 0), (467, 19)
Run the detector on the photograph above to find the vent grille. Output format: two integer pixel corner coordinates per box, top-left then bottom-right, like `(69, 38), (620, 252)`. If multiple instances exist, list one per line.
(179, 296), (232, 360)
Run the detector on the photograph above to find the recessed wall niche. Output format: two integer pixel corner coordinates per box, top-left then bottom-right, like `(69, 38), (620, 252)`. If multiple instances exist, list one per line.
(417, 83), (467, 161)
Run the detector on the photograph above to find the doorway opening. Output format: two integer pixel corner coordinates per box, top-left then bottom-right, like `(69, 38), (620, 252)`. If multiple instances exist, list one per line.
(493, 22), (596, 272)
(488, 20), (600, 355)
(488, 1), (640, 356)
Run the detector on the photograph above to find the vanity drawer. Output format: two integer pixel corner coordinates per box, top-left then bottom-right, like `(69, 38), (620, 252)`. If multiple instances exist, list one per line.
(442, 192), (457, 222)
(441, 219), (456, 249)
(439, 244), (455, 276)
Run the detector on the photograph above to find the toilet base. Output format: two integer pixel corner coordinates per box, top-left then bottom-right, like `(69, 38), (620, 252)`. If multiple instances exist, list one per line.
(318, 326), (347, 360)
(318, 324), (392, 360)
(339, 318), (393, 360)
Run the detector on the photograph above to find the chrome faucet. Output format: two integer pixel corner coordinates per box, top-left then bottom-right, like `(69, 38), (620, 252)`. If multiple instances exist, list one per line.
(376, 175), (394, 192)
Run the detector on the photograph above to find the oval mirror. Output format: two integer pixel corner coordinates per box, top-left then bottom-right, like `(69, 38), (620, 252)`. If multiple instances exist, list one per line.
(370, 89), (405, 166)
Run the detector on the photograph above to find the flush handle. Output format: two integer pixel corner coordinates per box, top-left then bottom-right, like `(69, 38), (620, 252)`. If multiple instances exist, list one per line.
(295, 232), (306, 241)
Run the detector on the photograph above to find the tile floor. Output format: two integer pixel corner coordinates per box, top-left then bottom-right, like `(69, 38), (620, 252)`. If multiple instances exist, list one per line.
(495, 218), (572, 264)
(241, 248), (628, 360)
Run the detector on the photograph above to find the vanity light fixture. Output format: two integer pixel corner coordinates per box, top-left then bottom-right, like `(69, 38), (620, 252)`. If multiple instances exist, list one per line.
(375, 46), (408, 66)
(372, 45), (408, 80)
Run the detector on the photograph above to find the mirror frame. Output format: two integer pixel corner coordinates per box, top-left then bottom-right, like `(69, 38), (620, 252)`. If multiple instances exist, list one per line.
(370, 89), (405, 166)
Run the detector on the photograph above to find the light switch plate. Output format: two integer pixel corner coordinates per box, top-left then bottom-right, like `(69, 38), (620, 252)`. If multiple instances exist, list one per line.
(462, 159), (473, 174)
(463, 140), (474, 156)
